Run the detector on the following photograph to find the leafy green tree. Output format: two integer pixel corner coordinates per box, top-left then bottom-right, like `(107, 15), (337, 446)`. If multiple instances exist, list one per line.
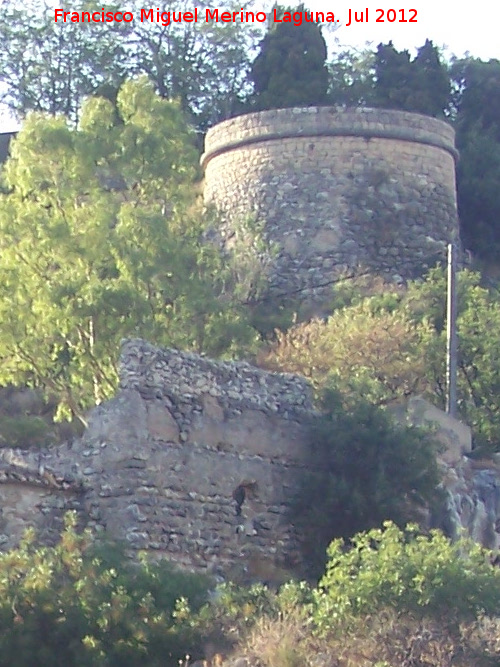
(0, 0), (128, 121)
(126, 0), (261, 133)
(249, 4), (329, 110)
(0, 78), (256, 423)
(404, 268), (500, 451)
(293, 388), (441, 575)
(327, 47), (375, 107)
(0, 0), (260, 132)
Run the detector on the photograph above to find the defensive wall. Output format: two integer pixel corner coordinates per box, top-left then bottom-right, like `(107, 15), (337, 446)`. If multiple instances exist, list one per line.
(202, 107), (460, 305)
(1, 339), (500, 579)
(0, 339), (315, 578)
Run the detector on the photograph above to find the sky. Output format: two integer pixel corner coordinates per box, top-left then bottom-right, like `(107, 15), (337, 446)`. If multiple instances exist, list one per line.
(308, 0), (500, 61)
(1, 0), (499, 132)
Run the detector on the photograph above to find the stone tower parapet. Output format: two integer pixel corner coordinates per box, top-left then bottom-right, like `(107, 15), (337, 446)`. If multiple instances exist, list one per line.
(202, 107), (459, 304)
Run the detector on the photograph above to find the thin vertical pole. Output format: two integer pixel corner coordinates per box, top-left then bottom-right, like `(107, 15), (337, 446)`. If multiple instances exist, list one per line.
(446, 242), (458, 417)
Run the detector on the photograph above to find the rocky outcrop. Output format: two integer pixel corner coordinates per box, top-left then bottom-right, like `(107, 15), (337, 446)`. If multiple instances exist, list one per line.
(394, 396), (500, 550)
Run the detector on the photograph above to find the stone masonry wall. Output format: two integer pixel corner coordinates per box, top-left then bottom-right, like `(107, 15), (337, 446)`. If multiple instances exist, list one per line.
(202, 107), (459, 306)
(2, 340), (500, 579)
(0, 339), (316, 579)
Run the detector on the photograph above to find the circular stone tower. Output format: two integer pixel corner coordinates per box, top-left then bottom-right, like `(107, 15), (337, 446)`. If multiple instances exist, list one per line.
(201, 107), (460, 304)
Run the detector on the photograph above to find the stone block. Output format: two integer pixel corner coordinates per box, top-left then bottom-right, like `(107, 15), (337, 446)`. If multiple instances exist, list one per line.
(146, 401), (180, 442)
(405, 396), (472, 465)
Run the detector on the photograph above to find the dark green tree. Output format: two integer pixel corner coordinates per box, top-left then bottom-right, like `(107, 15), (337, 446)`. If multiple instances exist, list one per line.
(293, 387), (441, 575)
(0, 78), (258, 423)
(408, 39), (450, 116)
(249, 5), (329, 110)
(374, 40), (450, 117)
(452, 57), (500, 139)
(452, 58), (500, 259)
(373, 41), (414, 111)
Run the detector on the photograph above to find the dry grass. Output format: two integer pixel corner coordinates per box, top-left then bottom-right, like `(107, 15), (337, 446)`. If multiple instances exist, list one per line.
(238, 610), (316, 667)
(227, 608), (500, 667)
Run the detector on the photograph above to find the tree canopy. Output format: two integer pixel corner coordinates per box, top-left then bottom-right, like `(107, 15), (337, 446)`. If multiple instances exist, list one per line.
(373, 39), (450, 116)
(452, 58), (500, 260)
(0, 78), (256, 423)
(0, 0), (261, 132)
(241, 5), (329, 110)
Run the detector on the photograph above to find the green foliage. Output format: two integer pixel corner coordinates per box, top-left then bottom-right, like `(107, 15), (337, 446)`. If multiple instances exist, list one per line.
(195, 581), (279, 647)
(0, 78), (257, 422)
(373, 41), (414, 111)
(293, 388), (441, 576)
(0, 0), (128, 121)
(262, 267), (500, 452)
(0, 415), (51, 448)
(259, 297), (427, 404)
(410, 39), (451, 117)
(316, 521), (500, 631)
(452, 58), (500, 260)
(0, 513), (211, 667)
(327, 47), (375, 107)
(249, 4), (329, 110)
(404, 268), (500, 451)
(0, 0), (261, 132)
(373, 40), (450, 116)
(3, 518), (500, 666)
(457, 126), (500, 260)
(126, 0), (262, 132)
(452, 57), (500, 140)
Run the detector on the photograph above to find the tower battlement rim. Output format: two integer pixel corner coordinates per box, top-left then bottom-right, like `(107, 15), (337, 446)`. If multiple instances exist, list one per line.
(201, 106), (458, 170)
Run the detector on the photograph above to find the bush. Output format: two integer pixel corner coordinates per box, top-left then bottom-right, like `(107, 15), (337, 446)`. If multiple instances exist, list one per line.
(316, 521), (500, 631)
(292, 388), (441, 576)
(0, 415), (52, 448)
(0, 514), (211, 666)
(260, 266), (500, 452)
(258, 299), (426, 404)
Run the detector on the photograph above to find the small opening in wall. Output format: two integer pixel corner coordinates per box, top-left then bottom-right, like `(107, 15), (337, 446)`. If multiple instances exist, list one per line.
(232, 480), (258, 516)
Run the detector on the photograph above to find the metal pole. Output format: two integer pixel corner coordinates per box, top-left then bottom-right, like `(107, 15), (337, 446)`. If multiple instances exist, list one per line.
(446, 242), (458, 417)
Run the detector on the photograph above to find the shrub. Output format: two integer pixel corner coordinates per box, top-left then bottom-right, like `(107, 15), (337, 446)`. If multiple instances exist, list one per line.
(0, 415), (52, 448)
(258, 300), (427, 404)
(0, 513), (211, 666)
(260, 266), (500, 452)
(292, 388), (441, 576)
(316, 521), (500, 632)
